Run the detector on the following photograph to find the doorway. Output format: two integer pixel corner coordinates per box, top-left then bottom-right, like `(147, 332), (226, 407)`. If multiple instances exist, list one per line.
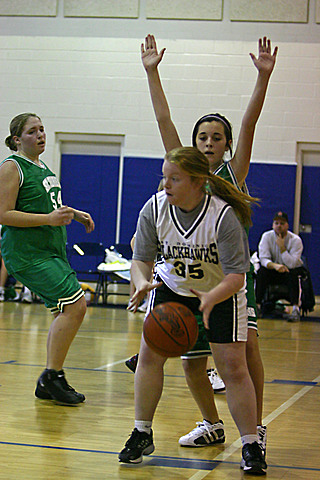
(294, 142), (320, 294)
(55, 132), (125, 272)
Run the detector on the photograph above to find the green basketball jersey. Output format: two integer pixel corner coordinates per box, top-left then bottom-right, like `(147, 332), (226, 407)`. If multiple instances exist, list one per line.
(214, 161), (250, 236)
(214, 161), (249, 194)
(214, 161), (258, 322)
(1, 154), (67, 273)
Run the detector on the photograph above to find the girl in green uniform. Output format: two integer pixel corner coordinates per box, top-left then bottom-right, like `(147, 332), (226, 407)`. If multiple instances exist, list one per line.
(139, 34), (278, 456)
(0, 113), (95, 405)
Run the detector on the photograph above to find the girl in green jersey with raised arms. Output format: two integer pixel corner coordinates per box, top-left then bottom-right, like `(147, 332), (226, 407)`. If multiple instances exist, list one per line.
(139, 34), (277, 458)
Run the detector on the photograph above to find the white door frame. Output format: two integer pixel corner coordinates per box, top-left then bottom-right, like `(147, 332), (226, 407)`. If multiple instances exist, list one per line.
(294, 141), (320, 235)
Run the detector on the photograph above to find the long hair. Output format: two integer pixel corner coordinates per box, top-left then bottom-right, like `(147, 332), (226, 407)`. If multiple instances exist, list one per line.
(165, 147), (258, 226)
(5, 113), (41, 151)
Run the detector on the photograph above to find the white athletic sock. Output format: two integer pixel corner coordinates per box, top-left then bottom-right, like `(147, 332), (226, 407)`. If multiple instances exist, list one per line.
(241, 434), (258, 446)
(135, 420), (152, 435)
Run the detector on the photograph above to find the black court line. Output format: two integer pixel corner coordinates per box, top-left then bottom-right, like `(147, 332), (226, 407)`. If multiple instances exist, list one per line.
(0, 441), (320, 473)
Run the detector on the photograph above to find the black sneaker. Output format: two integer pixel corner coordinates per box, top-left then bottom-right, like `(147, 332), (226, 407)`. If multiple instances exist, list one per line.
(35, 369), (85, 405)
(125, 353), (139, 373)
(119, 428), (154, 463)
(241, 441), (267, 475)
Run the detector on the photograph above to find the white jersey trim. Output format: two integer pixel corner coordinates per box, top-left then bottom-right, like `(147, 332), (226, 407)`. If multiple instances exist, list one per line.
(3, 158), (24, 187)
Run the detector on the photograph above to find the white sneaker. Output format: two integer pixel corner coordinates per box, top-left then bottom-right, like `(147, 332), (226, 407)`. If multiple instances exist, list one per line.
(207, 368), (226, 393)
(258, 425), (267, 460)
(179, 420), (225, 447)
(13, 291), (20, 301)
(98, 248), (131, 272)
(21, 287), (32, 303)
(0, 288), (5, 302)
(287, 309), (300, 322)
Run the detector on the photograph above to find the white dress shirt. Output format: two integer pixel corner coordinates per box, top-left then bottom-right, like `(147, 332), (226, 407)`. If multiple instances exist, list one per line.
(258, 230), (303, 269)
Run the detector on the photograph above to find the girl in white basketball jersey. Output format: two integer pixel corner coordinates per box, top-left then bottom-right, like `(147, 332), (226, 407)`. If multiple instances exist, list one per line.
(119, 147), (266, 475)
(138, 34), (277, 456)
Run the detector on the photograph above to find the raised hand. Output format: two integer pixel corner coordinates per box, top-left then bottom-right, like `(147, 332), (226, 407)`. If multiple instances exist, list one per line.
(141, 34), (166, 72)
(250, 37), (278, 77)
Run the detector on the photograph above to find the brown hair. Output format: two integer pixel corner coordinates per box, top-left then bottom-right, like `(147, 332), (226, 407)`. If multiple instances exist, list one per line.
(164, 146), (258, 226)
(5, 113), (41, 151)
(192, 113), (233, 158)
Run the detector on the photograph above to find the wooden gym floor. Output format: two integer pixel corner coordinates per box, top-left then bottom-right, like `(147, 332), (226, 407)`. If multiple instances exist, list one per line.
(0, 287), (320, 479)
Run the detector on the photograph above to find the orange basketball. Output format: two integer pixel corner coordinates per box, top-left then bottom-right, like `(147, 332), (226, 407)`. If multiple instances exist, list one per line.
(143, 302), (198, 357)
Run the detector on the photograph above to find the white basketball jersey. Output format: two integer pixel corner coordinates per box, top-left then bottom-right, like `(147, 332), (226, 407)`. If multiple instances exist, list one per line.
(153, 190), (231, 297)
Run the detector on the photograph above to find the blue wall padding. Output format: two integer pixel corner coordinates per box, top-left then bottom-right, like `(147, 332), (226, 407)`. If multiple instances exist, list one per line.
(60, 153), (119, 272)
(246, 163), (297, 250)
(60, 154), (320, 293)
(120, 156), (163, 242)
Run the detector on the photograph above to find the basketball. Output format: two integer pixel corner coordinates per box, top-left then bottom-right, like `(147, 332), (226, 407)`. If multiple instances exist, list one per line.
(143, 302), (198, 357)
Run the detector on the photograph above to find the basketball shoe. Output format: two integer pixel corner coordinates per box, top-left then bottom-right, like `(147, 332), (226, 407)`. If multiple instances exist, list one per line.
(179, 419), (225, 447)
(35, 369), (85, 405)
(207, 368), (226, 393)
(20, 286), (32, 303)
(258, 425), (267, 460)
(241, 441), (267, 475)
(118, 428), (155, 463)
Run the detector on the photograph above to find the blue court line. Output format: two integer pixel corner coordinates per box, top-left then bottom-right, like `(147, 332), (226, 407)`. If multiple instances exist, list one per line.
(271, 379), (319, 386)
(0, 441), (220, 471)
(1, 441), (320, 473)
(0, 361), (319, 386)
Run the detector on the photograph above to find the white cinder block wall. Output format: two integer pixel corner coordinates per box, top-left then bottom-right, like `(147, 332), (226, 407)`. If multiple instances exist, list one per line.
(0, 0), (319, 173)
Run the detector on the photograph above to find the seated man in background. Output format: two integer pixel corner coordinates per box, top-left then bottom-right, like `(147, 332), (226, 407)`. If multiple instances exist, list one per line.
(256, 211), (304, 322)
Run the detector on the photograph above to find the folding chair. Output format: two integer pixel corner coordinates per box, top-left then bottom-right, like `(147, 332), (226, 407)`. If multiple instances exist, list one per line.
(261, 283), (291, 317)
(96, 245), (131, 305)
(260, 256), (315, 318)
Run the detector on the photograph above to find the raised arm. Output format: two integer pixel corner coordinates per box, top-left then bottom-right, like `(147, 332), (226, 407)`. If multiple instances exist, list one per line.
(231, 37), (278, 186)
(141, 34), (182, 153)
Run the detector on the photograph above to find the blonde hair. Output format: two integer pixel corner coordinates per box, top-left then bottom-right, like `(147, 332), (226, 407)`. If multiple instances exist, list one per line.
(164, 147), (258, 226)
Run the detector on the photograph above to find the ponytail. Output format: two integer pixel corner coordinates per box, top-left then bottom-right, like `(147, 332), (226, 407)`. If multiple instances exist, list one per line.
(165, 146), (258, 226)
